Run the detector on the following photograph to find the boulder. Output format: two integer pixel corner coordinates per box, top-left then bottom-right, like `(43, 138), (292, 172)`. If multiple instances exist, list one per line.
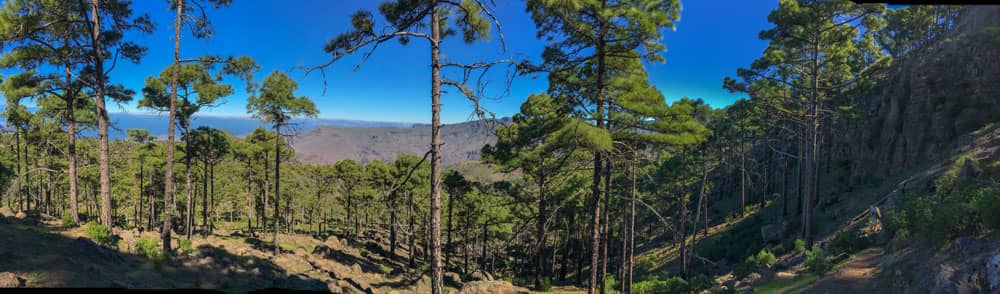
(293, 247), (308, 257)
(14, 211), (26, 219)
(445, 271), (463, 286)
(458, 280), (519, 294)
(989, 253), (1000, 291)
(469, 270), (494, 281)
(325, 236), (342, 248)
(0, 272), (25, 288)
(0, 207), (14, 217)
(351, 263), (362, 274)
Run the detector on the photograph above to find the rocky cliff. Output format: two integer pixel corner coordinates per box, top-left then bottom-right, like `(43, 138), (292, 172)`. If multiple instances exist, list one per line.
(838, 6), (1000, 181)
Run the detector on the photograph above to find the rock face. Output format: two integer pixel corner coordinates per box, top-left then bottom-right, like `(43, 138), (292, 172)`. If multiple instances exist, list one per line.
(989, 253), (1000, 291)
(0, 272), (26, 288)
(832, 6), (1000, 181)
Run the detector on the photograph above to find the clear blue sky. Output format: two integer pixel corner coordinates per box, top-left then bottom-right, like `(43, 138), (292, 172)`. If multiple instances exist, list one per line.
(103, 0), (775, 124)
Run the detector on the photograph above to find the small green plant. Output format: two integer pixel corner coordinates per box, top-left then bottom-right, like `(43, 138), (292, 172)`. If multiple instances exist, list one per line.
(61, 211), (75, 227)
(535, 277), (552, 291)
(378, 264), (393, 274)
(633, 276), (689, 294)
(804, 245), (832, 274)
(178, 238), (194, 255)
(602, 275), (618, 294)
(135, 237), (164, 262)
(755, 249), (777, 268)
(85, 222), (115, 246)
(793, 238), (806, 253)
(973, 187), (1000, 229)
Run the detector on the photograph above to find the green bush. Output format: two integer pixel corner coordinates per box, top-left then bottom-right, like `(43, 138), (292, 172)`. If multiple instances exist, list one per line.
(377, 264), (393, 274)
(828, 230), (871, 256)
(793, 239), (806, 253)
(973, 187), (1000, 229)
(804, 246), (832, 274)
(602, 275), (618, 294)
(755, 249), (777, 268)
(135, 237), (164, 262)
(178, 238), (194, 255)
(85, 222), (115, 246)
(687, 275), (713, 293)
(633, 276), (689, 294)
(61, 211), (75, 227)
(534, 277), (552, 291)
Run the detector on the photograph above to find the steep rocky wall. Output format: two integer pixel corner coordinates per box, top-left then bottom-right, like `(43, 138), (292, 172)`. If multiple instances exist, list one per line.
(838, 6), (1000, 181)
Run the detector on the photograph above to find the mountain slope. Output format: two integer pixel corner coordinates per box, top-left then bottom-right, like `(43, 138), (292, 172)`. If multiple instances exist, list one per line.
(292, 118), (508, 165)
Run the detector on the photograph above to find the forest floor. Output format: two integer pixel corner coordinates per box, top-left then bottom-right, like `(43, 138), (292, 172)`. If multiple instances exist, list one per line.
(0, 211), (524, 293)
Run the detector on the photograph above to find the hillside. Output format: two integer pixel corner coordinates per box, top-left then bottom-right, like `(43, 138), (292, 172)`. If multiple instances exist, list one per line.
(292, 118), (508, 165)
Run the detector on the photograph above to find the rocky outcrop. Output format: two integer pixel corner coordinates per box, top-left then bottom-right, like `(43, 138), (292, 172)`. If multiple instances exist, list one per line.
(0, 272), (26, 288)
(835, 6), (1000, 181)
(458, 280), (521, 294)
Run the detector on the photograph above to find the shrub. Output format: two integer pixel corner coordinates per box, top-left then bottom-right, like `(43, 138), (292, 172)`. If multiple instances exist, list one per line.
(793, 239), (806, 253)
(973, 187), (1000, 230)
(603, 275), (618, 294)
(85, 222), (115, 246)
(755, 249), (777, 268)
(687, 275), (713, 293)
(178, 238), (194, 255)
(61, 211), (75, 227)
(633, 276), (689, 294)
(534, 277), (552, 292)
(804, 246), (832, 274)
(828, 230), (871, 256)
(378, 264), (393, 274)
(135, 237), (164, 262)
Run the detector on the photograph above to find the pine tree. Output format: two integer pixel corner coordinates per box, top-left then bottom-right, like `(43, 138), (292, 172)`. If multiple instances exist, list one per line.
(246, 70), (319, 256)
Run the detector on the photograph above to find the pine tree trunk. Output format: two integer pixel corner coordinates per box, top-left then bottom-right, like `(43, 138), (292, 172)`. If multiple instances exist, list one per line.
(428, 3), (445, 292)
(273, 124), (281, 256)
(162, 0), (183, 252)
(89, 0), (112, 227)
(66, 64), (80, 225)
(185, 122), (194, 239)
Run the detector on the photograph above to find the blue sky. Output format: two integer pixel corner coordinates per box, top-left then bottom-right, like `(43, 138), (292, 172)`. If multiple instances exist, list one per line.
(102, 0), (775, 124)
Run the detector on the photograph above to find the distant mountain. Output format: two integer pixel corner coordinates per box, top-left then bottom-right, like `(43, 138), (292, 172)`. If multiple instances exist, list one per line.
(292, 118), (509, 165)
(0, 107), (414, 140)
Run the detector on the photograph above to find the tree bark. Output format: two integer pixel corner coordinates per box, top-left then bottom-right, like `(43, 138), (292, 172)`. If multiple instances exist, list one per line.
(162, 0), (183, 252)
(89, 0), (112, 227)
(429, 2), (445, 292)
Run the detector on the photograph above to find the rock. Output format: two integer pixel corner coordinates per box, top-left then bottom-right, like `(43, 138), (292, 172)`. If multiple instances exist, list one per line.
(458, 280), (519, 294)
(741, 272), (764, 286)
(14, 211), (26, 219)
(761, 222), (786, 243)
(0, 272), (26, 288)
(313, 244), (337, 257)
(325, 236), (342, 248)
(445, 271), (463, 286)
(351, 263), (362, 273)
(293, 247), (308, 256)
(0, 207), (14, 217)
(989, 253), (1000, 291)
(199, 256), (216, 267)
(469, 270), (493, 281)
